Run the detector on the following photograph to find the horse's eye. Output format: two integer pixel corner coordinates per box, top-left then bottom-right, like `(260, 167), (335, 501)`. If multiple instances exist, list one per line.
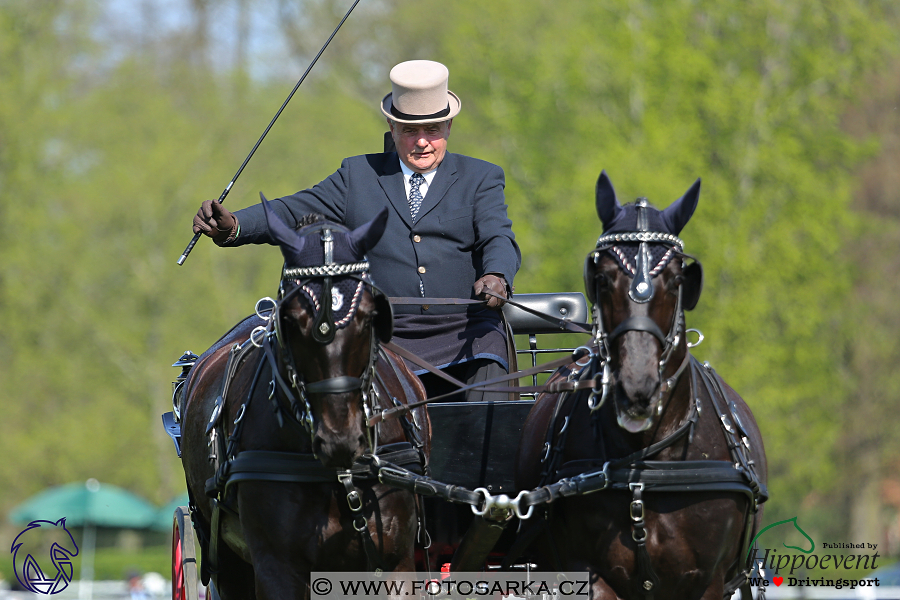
(595, 273), (612, 290)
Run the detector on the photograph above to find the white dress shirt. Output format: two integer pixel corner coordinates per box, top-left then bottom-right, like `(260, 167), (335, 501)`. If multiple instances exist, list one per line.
(399, 161), (438, 199)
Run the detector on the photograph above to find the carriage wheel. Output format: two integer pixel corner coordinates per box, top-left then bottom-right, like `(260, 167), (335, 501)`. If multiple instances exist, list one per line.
(171, 506), (200, 600)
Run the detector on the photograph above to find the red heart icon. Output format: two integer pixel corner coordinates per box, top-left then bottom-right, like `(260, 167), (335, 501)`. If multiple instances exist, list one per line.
(773, 577), (783, 586)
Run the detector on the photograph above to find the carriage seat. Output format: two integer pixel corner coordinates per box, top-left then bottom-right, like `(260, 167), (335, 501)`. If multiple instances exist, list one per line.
(502, 292), (589, 335)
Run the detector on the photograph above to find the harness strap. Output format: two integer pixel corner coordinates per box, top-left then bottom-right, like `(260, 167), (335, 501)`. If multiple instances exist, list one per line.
(305, 375), (363, 395)
(212, 445), (424, 494)
(629, 483), (660, 599)
(608, 316), (666, 345)
(377, 463), (485, 507)
(382, 341), (467, 389)
(695, 361), (768, 596)
(389, 293), (594, 334)
(338, 471), (384, 574)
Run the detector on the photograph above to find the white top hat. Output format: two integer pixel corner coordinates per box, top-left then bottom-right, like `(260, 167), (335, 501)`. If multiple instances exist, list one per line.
(381, 60), (461, 124)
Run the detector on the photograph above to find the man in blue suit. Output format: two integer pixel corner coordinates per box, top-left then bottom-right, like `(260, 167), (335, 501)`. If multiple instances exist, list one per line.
(193, 60), (521, 401)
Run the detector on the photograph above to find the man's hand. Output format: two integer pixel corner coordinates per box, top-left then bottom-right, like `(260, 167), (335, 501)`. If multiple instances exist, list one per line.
(193, 200), (238, 245)
(473, 274), (508, 309)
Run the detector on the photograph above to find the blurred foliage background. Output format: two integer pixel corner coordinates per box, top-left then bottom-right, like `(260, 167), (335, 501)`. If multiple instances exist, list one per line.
(2, 0), (900, 567)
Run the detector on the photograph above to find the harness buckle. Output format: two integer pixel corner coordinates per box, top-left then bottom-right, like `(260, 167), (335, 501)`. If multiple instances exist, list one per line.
(587, 362), (612, 413)
(471, 488), (526, 521)
(352, 516), (369, 533)
(338, 472), (363, 512)
(254, 297), (277, 321)
(629, 482), (645, 523)
(686, 328), (704, 348)
(249, 325), (267, 348)
(574, 346), (595, 367)
(574, 461), (610, 494)
(540, 442), (551, 463)
(233, 404), (246, 424)
(511, 489), (535, 520)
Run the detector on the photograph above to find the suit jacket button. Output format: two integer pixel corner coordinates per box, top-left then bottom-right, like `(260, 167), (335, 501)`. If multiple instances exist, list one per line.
(418, 266), (426, 274)
(422, 305), (430, 311)
(413, 235), (422, 243)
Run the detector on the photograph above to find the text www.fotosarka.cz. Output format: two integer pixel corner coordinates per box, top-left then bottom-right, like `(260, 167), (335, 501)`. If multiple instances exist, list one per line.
(311, 572), (591, 599)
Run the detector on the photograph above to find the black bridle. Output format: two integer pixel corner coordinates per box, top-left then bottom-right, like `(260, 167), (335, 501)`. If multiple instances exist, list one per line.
(584, 232), (694, 414)
(249, 225), (390, 451)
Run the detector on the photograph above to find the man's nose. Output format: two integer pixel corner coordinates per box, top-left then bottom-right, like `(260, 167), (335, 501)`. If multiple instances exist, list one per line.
(415, 135), (429, 147)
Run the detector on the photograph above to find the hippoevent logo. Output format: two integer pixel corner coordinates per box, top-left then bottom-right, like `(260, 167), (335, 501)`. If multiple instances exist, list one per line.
(746, 516), (882, 590)
(10, 518), (79, 595)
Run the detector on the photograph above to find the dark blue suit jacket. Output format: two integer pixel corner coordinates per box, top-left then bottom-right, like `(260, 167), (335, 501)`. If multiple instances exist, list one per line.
(230, 152), (521, 315)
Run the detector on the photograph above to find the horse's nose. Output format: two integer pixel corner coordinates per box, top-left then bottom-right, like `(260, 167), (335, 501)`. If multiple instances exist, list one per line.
(618, 333), (662, 408)
(618, 375), (660, 409)
(312, 431), (367, 469)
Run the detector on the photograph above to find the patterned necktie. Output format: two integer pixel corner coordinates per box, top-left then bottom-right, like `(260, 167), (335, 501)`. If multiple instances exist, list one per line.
(408, 173), (425, 223)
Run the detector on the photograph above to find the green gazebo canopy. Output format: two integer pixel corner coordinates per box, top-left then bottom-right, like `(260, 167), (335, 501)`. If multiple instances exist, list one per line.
(9, 480), (157, 529)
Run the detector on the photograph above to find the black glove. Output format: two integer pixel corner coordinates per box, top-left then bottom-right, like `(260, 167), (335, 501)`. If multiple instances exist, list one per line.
(192, 200), (238, 245)
(473, 274), (508, 309)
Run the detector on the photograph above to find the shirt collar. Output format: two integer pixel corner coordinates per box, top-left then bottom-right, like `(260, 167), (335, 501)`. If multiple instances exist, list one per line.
(399, 160), (439, 186)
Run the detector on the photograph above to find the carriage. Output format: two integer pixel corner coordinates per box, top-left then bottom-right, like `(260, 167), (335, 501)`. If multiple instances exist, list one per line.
(161, 175), (768, 600)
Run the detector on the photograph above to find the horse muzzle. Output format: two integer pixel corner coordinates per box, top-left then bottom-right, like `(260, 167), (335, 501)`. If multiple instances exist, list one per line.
(612, 368), (663, 434)
(312, 427), (368, 469)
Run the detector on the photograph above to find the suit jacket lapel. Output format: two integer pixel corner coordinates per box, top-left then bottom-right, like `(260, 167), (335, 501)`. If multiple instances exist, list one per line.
(416, 153), (458, 222)
(377, 153), (413, 228)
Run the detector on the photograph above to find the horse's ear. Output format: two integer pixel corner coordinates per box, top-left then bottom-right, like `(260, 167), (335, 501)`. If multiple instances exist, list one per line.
(348, 207), (389, 258)
(260, 192), (306, 261)
(261, 192), (306, 248)
(373, 290), (394, 343)
(661, 178), (700, 235)
(595, 170), (624, 230)
(55, 517), (67, 527)
(682, 260), (703, 311)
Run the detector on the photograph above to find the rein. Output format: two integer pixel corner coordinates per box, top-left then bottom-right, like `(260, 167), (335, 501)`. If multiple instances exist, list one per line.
(389, 293), (593, 335)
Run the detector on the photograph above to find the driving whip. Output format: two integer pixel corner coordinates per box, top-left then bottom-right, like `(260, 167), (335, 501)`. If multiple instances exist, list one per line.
(177, 0), (363, 265)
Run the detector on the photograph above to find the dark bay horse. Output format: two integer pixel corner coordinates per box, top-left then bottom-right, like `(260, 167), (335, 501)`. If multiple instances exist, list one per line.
(515, 172), (767, 599)
(180, 199), (430, 599)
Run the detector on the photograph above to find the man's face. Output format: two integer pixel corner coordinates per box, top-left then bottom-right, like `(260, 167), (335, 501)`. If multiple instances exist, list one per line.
(389, 119), (452, 173)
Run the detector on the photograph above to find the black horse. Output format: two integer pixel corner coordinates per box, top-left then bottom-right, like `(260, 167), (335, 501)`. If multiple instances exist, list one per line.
(515, 172), (767, 599)
(180, 198), (430, 599)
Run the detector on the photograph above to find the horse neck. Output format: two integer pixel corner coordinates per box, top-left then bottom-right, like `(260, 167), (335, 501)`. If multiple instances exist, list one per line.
(371, 350), (425, 447)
